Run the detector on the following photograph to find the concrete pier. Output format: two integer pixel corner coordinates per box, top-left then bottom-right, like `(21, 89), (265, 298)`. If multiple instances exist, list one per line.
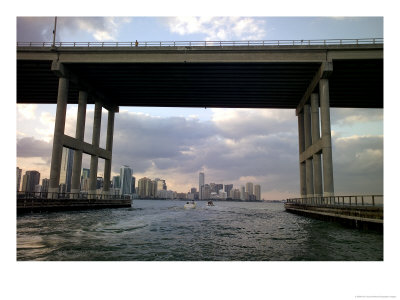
(320, 79), (334, 196)
(311, 94), (323, 196)
(70, 90), (87, 196)
(297, 111), (307, 198)
(89, 101), (102, 197)
(48, 77), (69, 197)
(304, 104), (314, 197)
(102, 110), (115, 194)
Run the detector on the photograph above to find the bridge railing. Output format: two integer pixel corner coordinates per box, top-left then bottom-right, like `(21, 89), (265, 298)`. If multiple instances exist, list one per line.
(286, 195), (383, 207)
(16, 38), (383, 48)
(17, 191), (131, 201)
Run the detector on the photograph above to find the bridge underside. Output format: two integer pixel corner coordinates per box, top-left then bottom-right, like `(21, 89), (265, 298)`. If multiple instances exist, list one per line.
(17, 59), (383, 109)
(16, 44), (383, 200)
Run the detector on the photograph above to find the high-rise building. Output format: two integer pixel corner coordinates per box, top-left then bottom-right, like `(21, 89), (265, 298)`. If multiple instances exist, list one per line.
(199, 172), (205, 200)
(17, 167), (22, 192)
(202, 184), (211, 200)
(215, 184), (223, 194)
(155, 178), (166, 191)
(138, 177), (153, 198)
(254, 184), (261, 200)
(60, 147), (74, 192)
(112, 176), (120, 189)
(120, 165), (133, 195)
(224, 184), (233, 197)
(219, 190), (227, 200)
(21, 171), (40, 192)
(80, 168), (90, 192)
(240, 186), (245, 200)
(96, 177), (103, 189)
(21, 174), (27, 192)
(233, 189), (241, 200)
(246, 182), (254, 196)
(41, 178), (49, 193)
(210, 183), (223, 194)
(131, 176), (136, 194)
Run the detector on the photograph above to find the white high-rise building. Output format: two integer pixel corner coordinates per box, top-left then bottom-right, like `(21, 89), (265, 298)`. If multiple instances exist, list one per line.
(240, 186), (245, 200)
(60, 147), (74, 192)
(120, 165), (133, 195)
(199, 172), (205, 200)
(246, 182), (254, 196)
(254, 184), (261, 200)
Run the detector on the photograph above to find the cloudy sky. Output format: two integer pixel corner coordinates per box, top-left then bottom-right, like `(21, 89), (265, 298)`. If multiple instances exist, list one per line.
(16, 16), (384, 199)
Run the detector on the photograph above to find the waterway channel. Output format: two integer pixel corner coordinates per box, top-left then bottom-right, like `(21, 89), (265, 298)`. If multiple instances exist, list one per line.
(17, 200), (383, 261)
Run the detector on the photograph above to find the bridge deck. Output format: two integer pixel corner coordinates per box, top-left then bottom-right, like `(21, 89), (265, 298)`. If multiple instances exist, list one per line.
(17, 43), (383, 109)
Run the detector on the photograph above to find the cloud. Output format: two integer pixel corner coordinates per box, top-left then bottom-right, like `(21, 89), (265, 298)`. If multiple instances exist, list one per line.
(166, 17), (267, 40)
(333, 135), (383, 195)
(64, 17), (131, 41)
(17, 17), (132, 42)
(212, 108), (296, 140)
(109, 111), (216, 175)
(17, 17), (54, 42)
(17, 137), (52, 158)
(331, 108), (383, 126)
(17, 104), (37, 120)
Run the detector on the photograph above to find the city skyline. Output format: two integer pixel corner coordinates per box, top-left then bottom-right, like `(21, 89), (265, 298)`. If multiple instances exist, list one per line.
(16, 16), (384, 200)
(17, 164), (263, 200)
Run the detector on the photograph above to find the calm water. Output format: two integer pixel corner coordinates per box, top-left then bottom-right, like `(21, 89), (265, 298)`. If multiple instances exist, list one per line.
(17, 200), (383, 261)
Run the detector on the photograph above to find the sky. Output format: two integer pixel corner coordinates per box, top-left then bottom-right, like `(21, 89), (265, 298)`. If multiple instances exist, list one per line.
(16, 16), (384, 200)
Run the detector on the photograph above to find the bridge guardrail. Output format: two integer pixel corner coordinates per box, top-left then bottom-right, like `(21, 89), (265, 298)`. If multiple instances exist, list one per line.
(286, 195), (383, 207)
(16, 38), (383, 48)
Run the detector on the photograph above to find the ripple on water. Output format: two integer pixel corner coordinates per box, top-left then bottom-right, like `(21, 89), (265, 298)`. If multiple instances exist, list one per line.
(17, 201), (383, 261)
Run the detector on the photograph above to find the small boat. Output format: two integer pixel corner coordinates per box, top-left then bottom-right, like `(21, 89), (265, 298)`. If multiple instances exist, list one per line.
(184, 201), (196, 209)
(207, 201), (215, 206)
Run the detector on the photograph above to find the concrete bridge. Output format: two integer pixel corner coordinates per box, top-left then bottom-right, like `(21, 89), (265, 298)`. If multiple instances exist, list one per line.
(16, 38), (383, 202)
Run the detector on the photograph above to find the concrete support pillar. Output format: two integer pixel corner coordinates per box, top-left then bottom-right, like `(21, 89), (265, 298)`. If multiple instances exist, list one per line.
(89, 101), (102, 197)
(297, 111), (307, 198)
(48, 77), (69, 197)
(319, 79), (334, 196)
(70, 91), (88, 197)
(311, 94), (323, 197)
(304, 104), (314, 197)
(102, 110), (115, 195)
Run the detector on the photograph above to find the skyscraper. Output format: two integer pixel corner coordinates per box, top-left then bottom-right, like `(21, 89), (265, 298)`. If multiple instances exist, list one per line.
(240, 186), (246, 200)
(233, 189), (241, 200)
(41, 178), (50, 193)
(21, 171), (40, 193)
(131, 176), (136, 194)
(246, 182), (254, 196)
(199, 172), (205, 200)
(17, 167), (22, 192)
(155, 178), (167, 191)
(254, 184), (261, 200)
(112, 176), (120, 189)
(224, 184), (233, 197)
(81, 168), (90, 192)
(120, 165), (133, 195)
(138, 177), (153, 198)
(202, 184), (211, 200)
(60, 147), (74, 192)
